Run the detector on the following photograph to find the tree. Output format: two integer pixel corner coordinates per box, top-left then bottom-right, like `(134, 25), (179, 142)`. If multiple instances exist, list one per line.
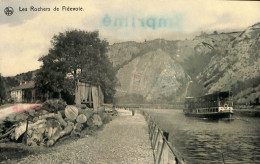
(35, 30), (117, 103)
(35, 66), (66, 100)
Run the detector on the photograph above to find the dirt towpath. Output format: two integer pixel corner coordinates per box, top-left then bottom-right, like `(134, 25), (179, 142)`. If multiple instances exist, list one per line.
(14, 109), (154, 164)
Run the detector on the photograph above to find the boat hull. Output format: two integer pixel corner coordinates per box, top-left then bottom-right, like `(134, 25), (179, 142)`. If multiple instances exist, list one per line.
(184, 112), (234, 119)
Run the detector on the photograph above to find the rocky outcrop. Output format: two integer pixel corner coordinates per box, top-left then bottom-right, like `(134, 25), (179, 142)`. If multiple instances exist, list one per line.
(107, 33), (236, 102)
(197, 23), (260, 103)
(108, 22), (260, 104)
(115, 49), (186, 102)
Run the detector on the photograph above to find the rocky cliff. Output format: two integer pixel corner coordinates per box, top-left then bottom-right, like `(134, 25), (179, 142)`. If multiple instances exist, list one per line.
(107, 40), (188, 103)
(106, 38), (214, 103)
(107, 22), (260, 104)
(197, 22), (260, 104)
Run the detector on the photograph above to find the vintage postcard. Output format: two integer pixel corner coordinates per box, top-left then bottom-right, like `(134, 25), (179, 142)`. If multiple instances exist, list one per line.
(0, 0), (260, 163)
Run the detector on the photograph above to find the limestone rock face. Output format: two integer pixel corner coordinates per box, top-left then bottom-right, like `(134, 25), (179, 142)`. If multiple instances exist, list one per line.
(108, 40), (189, 103)
(107, 23), (260, 103)
(117, 49), (186, 102)
(197, 23), (260, 103)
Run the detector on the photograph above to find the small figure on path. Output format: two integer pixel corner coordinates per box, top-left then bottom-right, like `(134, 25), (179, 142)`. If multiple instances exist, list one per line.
(132, 109), (135, 116)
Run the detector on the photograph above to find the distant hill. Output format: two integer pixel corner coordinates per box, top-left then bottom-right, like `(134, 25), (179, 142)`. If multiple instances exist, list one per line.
(3, 70), (38, 93)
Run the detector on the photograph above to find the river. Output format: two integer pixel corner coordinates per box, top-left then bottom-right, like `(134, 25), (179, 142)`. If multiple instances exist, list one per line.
(142, 108), (260, 164)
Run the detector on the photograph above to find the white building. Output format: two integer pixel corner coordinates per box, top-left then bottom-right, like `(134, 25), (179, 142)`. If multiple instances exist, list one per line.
(10, 81), (36, 103)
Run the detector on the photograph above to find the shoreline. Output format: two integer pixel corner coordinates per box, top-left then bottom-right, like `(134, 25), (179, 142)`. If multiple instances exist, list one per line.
(234, 109), (260, 117)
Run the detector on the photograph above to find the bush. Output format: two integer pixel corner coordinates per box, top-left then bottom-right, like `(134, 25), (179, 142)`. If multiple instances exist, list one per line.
(42, 99), (67, 113)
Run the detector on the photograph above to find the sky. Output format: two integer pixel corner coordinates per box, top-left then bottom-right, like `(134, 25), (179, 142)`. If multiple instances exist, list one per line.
(0, 0), (259, 76)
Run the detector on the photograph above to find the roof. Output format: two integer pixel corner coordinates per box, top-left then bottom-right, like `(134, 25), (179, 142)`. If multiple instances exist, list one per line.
(185, 91), (232, 100)
(11, 81), (35, 91)
(78, 80), (99, 87)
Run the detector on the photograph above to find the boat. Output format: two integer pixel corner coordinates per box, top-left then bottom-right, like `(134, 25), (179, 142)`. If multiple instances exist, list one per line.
(183, 91), (234, 119)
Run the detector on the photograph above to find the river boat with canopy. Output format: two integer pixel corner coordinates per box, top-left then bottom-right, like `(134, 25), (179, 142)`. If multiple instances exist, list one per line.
(183, 91), (234, 119)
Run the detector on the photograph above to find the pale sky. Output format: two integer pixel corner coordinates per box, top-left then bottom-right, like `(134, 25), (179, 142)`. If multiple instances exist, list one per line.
(0, 0), (259, 76)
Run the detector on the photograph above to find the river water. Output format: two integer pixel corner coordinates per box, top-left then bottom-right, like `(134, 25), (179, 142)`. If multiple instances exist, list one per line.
(142, 109), (260, 164)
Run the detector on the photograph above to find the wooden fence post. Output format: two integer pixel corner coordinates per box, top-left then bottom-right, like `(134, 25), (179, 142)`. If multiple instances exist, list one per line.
(162, 131), (170, 164)
(152, 129), (159, 150)
(155, 131), (163, 164)
(25, 118), (29, 145)
(150, 122), (156, 140)
(156, 137), (165, 164)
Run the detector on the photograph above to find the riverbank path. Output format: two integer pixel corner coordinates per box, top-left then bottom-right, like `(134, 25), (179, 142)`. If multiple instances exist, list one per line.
(16, 109), (154, 164)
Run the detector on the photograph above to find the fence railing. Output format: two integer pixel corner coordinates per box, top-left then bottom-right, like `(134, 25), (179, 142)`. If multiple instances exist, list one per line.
(143, 111), (186, 164)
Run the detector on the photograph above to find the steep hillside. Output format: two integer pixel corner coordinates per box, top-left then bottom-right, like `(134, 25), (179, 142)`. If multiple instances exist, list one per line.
(197, 23), (260, 103)
(108, 23), (259, 104)
(115, 49), (187, 103)
(107, 40), (190, 103)
(107, 40), (180, 70)
(107, 30), (238, 103)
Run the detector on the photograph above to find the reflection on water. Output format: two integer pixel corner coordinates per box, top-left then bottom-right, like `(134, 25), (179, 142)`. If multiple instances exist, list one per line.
(143, 109), (260, 164)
